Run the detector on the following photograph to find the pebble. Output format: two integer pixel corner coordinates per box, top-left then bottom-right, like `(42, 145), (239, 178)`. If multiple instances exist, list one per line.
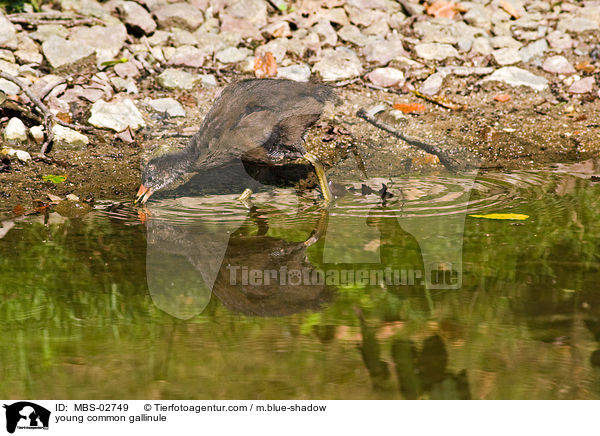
(414, 43), (459, 61)
(546, 31), (573, 51)
(70, 24), (127, 65)
(338, 25), (374, 47)
(4, 148), (31, 163)
(471, 37), (493, 55)
(3, 118), (28, 142)
(145, 97), (186, 117)
(419, 72), (445, 95)
(0, 12), (18, 49)
(153, 3), (204, 30)
(223, 0), (267, 28)
(557, 16), (599, 33)
(493, 48), (522, 65)
(30, 125), (45, 144)
(110, 77), (139, 94)
(277, 64), (311, 82)
(215, 47), (252, 64)
(167, 45), (205, 67)
(568, 77), (595, 94)
(483, 66), (548, 91)
(52, 124), (90, 148)
(0, 79), (20, 95)
(157, 68), (197, 90)
(88, 99), (146, 132)
(312, 47), (363, 81)
(365, 67), (405, 88)
(362, 36), (406, 65)
(42, 35), (94, 69)
(518, 39), (548, 62)
(118, 1), (157, 35)
(542, 56), (575, 74)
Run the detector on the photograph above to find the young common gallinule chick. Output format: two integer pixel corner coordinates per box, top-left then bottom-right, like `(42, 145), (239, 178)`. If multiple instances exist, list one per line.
(135, 78), (337, 204)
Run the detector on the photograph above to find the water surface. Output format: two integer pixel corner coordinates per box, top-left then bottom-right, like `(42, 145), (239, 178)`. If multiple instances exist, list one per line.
(1, 161), (600, 399)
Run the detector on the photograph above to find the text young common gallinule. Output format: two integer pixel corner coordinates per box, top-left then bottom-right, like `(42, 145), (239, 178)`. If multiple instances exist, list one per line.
(135, 78), (337, 204)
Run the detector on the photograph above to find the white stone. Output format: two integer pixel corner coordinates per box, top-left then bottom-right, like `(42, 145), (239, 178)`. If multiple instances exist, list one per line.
(52, 124), (90, 147)
(89, 99), (146, 132)
(4, 118), (28, 142)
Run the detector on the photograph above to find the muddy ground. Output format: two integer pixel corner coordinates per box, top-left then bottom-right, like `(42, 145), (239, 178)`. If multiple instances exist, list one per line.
(1, 72), (599, 212)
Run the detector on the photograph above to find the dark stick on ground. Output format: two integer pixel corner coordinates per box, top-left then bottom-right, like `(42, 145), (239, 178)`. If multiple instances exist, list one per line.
(0, 72), (93, 156)
(7, 12), (103, 27)
(356, 108), (462, 172)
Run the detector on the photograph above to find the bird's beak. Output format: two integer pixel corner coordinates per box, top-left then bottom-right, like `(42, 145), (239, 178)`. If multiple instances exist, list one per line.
(135, 184), (153, 204)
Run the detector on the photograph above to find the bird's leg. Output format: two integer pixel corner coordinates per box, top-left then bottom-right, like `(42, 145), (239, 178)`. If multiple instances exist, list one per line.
(237, 188), (253, 209)
(304, 209), (329, 247)
(303, 152), (333, 204)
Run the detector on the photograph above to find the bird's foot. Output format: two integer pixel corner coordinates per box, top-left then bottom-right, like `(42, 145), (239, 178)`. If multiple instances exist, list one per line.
(237, 188), (253, 208)
(303, 152), (334, 205)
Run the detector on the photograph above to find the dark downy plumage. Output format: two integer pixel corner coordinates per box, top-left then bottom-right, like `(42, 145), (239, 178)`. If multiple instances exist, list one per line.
(136, 79), (337, 203)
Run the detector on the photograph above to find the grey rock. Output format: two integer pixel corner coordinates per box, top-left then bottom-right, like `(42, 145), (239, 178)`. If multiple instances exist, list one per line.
(88, 98), (146, 132)
(313, 20), (339, 46)
(110, 77), (139, 94)
(154, 3), (204, 30)
(471, 37), (493, 55)
(29, 24), (69, 42)
(366, 67), (405, 88)
(414, 20), (483, 44)
(276, 64), (311, 82)
(198, 74), (217, 87)
(518, 38), (548, 63)
(118, 1), (157, 35)
(414, 43), (458, 61)
(437, 66), (495, 76)
(52, 124), (89, 148)
(3, 118), (28, 142)
(546, 31), (573, 51)
(557, 16), (599, 33)
(542, 56), (575, 74)
(42, 35), (94, 69)
(464, 4), (492, 30)
(483, 66), (548, 91)
(167, 45), (205, 67)
(362, 36), (405, 65)
(0, 12), (18, 49)
(569, 77), (595, 94)
(30, 125), (45, 144)
(346, 6), (388, 27)
(30, 74), (65, 99)
(0, 60), (18, 76)
(419, 72), (445, 95)
(223, 0), (267, 27)
(220, 15), (261, 40)
(457, 38), (473, 52)
(157, 68), (197, 90)
(146, 97), (186, 117)
(0, 79), (21, 95)
(490, 36), (522, 49)
(215, 47), (252, 63)
(194, 31), (229, 56)
(338, 25), (375, 47)
(261, 21), (292, 38)
(364, 20), (390, 37)
(319, 8), (349, 26)
(70, 24), (127, 64)
(0, 49), (15, 62)
(146, 30), (171, 46)
(170, 28), (198, 46)
(255, 38), (289, 63)
(493, 48), (521, 65)
(15, 50), (43, 65)
(4, 148), (31, 162)
(114, 61), (140, 78)
(312, 47), (363, 81)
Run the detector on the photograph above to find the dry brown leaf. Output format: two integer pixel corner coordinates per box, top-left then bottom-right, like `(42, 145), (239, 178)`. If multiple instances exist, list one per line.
(500, 0), (520, 19)
(426, 1), (458, 18)
(575, 62), (596, 73)
(254, 52), (277, 78)
(494, 94), (511, 102)
(394, 103), (426, 113)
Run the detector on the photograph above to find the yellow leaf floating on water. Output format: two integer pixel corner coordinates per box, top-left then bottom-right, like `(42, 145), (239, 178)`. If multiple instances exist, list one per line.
(469, 213), (529, 220)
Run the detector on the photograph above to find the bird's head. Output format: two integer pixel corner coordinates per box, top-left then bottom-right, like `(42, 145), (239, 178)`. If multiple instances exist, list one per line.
(135, 153), (188, 204)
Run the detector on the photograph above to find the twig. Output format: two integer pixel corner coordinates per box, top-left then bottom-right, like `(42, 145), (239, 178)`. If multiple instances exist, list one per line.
(7, 12), (102, 27)
(0, 72), (93, 156)
(356, 108), (462, 171)
(332, 77), (360, 88)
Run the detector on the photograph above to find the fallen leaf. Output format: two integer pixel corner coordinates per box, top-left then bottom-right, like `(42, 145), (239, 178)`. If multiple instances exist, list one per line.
(575, 62), (596, 73)
(47, 193), (63, 202)
(254, 52), (277, 78)
(426, 1), (458, 18)
(494, 94), (511, 102)
(500, 0), (520, 19)
(393, 103), (426, 113)
(470, 213), (529, 220)
(100, 57), (129, 67)
(42, 174), (67, 184)
(55, 112), (72, 124)
(13, 204), (24, 216)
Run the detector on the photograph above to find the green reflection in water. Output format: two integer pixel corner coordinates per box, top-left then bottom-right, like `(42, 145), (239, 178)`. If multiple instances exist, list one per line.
(1, 169), (600, 400)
